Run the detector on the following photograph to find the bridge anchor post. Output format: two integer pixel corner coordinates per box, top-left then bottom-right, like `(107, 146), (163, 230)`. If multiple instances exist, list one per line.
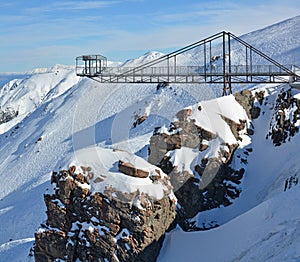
(222, 76), (232, 96)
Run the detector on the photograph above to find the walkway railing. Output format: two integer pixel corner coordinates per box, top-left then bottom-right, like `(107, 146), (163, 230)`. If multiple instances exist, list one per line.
(76, 31), (300, 94)
(76, 64), (296, 84)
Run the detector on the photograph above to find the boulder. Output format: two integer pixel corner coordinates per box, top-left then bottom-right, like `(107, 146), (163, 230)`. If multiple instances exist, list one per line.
(118, 160), (149, 178)
(35, 166), (176, 262)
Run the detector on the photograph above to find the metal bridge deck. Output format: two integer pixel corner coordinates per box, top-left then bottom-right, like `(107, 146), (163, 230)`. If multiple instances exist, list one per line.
(76, 64), (296, 84)
(76, 31), (300, 94)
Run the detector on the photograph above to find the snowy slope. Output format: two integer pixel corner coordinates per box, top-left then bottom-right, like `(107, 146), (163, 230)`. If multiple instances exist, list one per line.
(0, 72), (212, 260)
(0, 15), (300, 261)
(158, 185), (300, 262)
(241, 15), (300, 65)
(158, 85), (300, 261)
(189, 15), (300, 66)
(0, 65), (80, 133)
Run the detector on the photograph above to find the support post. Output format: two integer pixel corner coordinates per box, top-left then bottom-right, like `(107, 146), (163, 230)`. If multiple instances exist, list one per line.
(209, 41), (212, 82)
(204, 41), (206, 81)
(246, 47), (248, 82)
(250, 47), (253, 82)
(227, 33), (232, 94)
(174, 56), (177, 82)
(222, 32), (227, 95)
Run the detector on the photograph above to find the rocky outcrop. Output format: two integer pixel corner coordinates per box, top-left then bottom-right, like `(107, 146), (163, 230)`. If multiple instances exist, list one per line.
(154, 148), (243, 225)
(34, 166), (176, 262)
(148, 109), (217, 168)
(148, 104), (245, 229)
(221, 116), (246, 141)
(35, 89), (271, 259)
(268, 89), (300, 146)
(233, 89), (264, 119)
(133, 113), (148, 128)
(0, 106), (18, 125)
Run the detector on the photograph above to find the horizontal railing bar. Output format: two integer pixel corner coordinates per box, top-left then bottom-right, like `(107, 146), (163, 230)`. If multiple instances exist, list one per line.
(76, 65), (297, 77)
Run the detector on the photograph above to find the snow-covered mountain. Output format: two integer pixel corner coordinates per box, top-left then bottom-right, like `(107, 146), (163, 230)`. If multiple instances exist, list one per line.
(0, 16), (300, 261)
(0, 66), (79, 134)
(241, 15), (300, 65)
(121, 51), (165, 67)
(188, 15), (300, 66)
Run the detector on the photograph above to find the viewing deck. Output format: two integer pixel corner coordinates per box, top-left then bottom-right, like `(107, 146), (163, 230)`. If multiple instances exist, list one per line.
(76, 64), (297, 84)
(76, 32), (300, 94)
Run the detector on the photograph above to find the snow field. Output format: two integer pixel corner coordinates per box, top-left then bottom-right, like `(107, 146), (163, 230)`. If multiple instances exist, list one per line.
(0, 16), (300, 261)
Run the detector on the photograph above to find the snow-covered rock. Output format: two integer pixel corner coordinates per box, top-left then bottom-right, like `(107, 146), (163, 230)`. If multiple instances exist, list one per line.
(35, 157), (176, 261)
(148, 89), (262, 227)
(0, 15), (300, 262)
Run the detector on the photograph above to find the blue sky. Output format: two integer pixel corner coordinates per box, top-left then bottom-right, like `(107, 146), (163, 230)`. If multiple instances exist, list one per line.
(0, 0), (300, 72)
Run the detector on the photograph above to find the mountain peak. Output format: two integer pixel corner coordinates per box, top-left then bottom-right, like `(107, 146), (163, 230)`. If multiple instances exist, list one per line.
(121, 51), (165, 67)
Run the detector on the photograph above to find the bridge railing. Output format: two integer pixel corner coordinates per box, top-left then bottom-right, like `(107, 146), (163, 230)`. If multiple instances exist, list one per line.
(76, 63), (295, 82)
(98, 64), (294, 76)
(101, 66), (205, 76)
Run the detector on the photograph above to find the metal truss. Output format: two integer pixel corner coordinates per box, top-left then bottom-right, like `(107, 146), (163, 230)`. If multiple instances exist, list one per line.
(76, 32), (300, 95)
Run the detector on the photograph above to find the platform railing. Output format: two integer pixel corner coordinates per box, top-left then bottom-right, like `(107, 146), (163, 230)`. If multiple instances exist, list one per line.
(77, 64), (294, 77)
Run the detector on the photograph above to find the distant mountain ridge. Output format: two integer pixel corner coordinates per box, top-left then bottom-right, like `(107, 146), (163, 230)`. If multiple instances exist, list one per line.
(114, 15), (300, 68)
(241, 15), (300, 64)
(0, 15), (299, 262)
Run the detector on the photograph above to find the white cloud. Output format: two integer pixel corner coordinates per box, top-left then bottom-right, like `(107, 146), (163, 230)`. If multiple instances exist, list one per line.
(52, 1), (120, 11)
(23, 1), (120, 15)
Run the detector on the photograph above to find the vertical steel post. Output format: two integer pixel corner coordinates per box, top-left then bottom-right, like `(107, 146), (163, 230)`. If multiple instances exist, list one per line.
(133, 68), (135, 82)
(222, 32), (227, 95)
(98, 57), (101, 74)
(209, 40), (212, 62)
(167, 55), (170, 82)
(228, 33), (232, 94)
(209, 40), (212, 81)
(250, 48), (253, 82)
(204, 41), (206, 81)
(246, 47), (248, 82)
(174, 55), (177, 82)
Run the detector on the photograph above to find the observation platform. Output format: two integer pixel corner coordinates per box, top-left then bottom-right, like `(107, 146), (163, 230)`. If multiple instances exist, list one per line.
(76, 32), (300, 94)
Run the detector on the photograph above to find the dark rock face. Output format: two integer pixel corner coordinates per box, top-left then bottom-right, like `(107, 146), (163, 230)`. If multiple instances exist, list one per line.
(148, 104), (245, 229)
(34, 167), (176, 261)
(163, 153), (243, 223)
(0, 107), (18, 125)
(268, 89), (300, 146)
(234, 89), (264, 119)
(221, 116), (246, 141)
(133, 113), (148, 128)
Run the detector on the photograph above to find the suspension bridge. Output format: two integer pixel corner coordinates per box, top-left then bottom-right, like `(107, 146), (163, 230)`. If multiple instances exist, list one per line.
(76, 31), (300, 95)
